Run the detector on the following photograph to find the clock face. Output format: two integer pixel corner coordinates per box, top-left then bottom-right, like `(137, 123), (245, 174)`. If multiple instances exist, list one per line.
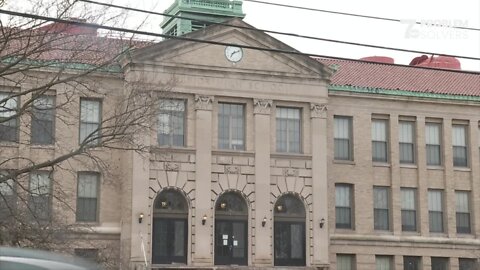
(225, 46), (243, 63)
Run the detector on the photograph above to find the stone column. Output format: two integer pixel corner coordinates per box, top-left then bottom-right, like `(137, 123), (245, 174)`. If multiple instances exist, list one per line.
(253, 99), (272, 266)
(129, 133), (150, 269)
(310, 103), (329, 266)
(193, 95), (214, 265)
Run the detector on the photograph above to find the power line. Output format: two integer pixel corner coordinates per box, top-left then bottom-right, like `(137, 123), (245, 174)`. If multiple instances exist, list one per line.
(242, 0), (480, 32)
(78, 0), (480, 62)
(0, 9), (479, 75)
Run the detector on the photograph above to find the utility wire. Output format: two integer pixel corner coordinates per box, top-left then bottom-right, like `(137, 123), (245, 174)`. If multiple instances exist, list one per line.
(242, 0), (480, 32)
(0, 9), (479, 75)
(78, 0), (480, 61)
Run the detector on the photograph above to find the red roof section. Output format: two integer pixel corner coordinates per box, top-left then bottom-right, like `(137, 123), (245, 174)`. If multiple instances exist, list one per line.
(317, 58), (480, 97)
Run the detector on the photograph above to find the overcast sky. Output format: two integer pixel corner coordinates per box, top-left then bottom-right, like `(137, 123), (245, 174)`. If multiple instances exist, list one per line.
(13, 0), (480, 71)
(120, 0), (480, 71)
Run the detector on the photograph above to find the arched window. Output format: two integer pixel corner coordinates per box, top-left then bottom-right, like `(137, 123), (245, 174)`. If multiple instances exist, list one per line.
(152, 189), (188, 265)
(214, 192), (248, 266)
(274, 194), (306, 266)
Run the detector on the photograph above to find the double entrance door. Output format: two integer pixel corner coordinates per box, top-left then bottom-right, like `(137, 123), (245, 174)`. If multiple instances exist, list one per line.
(152, 218), (187, 264)
(274, 221), (306, 266)
(214, 219), (247, 265)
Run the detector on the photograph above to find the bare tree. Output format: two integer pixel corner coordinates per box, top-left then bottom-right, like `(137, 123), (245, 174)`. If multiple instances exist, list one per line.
(0, 0), (166, 267)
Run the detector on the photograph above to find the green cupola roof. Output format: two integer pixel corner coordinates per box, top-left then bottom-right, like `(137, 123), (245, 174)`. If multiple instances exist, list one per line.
(161, 0), (245, 37)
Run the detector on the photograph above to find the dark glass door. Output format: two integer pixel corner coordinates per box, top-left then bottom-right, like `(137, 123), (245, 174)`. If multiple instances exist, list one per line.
(215, 220), (247, 265)
(274, 221), (306, 266)
(152, 218), (187, 264)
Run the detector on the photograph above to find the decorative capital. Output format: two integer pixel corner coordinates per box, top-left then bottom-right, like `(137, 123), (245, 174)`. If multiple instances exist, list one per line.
(225, 166), (240, 174)
(164, 162), (180, 171)
(310, 103), (327, 118)
(195, 95), (214, 111)
(253, 99), (273, 115)
(283, 168), (299, 177)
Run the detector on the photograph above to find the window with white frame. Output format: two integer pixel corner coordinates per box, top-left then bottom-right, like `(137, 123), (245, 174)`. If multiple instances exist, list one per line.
(337, 254), (355, 270)
(376, 256), (393, 270)
(276, 107), (301, 153)
(158, 99), (185, 147)
(372, 118), (388, 162)
(373, 186), (390, 230)
(428, 189), (444, 233)
(334, 116), (353, 160)
(426, 122), (442, 166)
(76, 173), (99, 222)
(0, 92), (18, 142)
(431, 257), (449, 270)
(399, 120), (415, 164)
(79, 99), (101, 145)
(335, 184), (353, 229)
(31, 95), (55, 145)
(401, 188), (417, 231)
(29, 172), (51, 221)
(218, 103), (245, 150)
(452, 124), (468, 167)
(456, 191), (471, 234)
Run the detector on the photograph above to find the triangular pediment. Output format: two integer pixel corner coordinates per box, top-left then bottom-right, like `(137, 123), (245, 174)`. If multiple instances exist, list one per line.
(129, 19), (331, 80)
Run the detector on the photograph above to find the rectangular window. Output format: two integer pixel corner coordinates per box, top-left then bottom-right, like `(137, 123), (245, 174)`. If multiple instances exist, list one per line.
(452, 124), (468, 167)
(428, 189), (444, 233)
(29, 172), (51, 221)
(337, 254), (355, 270)
(376, 256), (393, 270)
(218, 103), (245, 150)
(459, 258), (478, 270)
(456, 191), (471, 234)
(374, 186), (390, 230)
(158, 99), (185, 147)
(0, 92), (18, 142)
(334, 116), (353, 160)
(431, 257), (449, 270)
(276, 107), (301, 153)
(0, 175), (15, 218)
(401, 188), (417, 231)
(76, 173), (99, 222)
(31, 95), (55, 145)
(336, 184), (353, 229)
(403, 256), (421, 270)
(426, 122), (442, 166)
(372, 118), (388, 162)
(399, 121), (415, 164)
(79, 99), (101, 145)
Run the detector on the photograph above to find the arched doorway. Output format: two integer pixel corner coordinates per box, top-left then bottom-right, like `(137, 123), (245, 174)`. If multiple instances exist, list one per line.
(274, 194), (306, 266)
(214, 192), (248, 265)
(152, 189), (188, 264)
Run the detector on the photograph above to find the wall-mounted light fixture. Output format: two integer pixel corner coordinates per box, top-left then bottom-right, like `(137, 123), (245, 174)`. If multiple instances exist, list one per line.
(220, 202), (227, 209)
(202, 214), (207, 225)
(138, 213), (144, 224)
(319, 218), (325, 228)
(160, 201), (168, 208)
(262, 216), (267, 227)
(276, 205), (283, 212)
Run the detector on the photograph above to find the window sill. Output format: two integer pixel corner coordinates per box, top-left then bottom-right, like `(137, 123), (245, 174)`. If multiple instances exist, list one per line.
(429, 232), (448, 237)
(427, 166), (444, 170)
(0, 142), (19, 148)
(401, 231), (420, 236)
(30, 144), (55, 149)
(454, 167), (471, 172)
(333, 160), (355, 165)
(151, 146), (195, 154)
(213, 149), (255, 157)
(400, 164), (417, 169)
(335, 228), (355, 233)
(373, 162), (390, 168)
(271, 152), (312, 160)
(373, 230), (393, 235)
